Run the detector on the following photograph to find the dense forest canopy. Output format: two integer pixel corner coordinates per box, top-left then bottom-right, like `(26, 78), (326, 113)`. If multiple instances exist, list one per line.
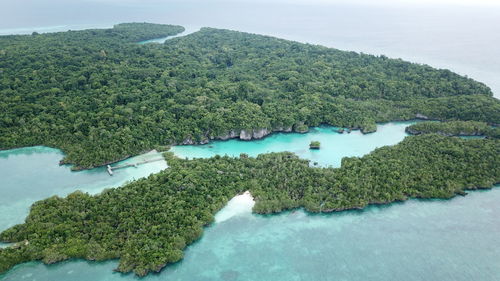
(0, 23), (499, 168)
(0, 134), (498, 276)
(406, 121), (500, 138)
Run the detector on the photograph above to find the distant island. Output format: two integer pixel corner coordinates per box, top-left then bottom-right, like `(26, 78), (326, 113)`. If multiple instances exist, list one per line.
(0, 23), (498, 277)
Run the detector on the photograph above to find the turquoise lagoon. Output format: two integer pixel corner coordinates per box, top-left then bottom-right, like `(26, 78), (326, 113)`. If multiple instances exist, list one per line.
(1, 122), (500, 281)
(171, 122), (413, 167)
(0, 147), (167, 231)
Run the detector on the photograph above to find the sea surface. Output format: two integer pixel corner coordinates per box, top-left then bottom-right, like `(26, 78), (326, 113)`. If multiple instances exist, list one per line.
(4, 187), (500, 281)
(0, 147), (167, 232)
(1, 122), (500, 281)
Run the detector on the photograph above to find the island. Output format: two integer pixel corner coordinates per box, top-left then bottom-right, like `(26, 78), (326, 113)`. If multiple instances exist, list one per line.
(309, 141), (321, 149)
(0, 23), (498, 170)
(0, 134), (498, 276)
(0, 23), (499, 277)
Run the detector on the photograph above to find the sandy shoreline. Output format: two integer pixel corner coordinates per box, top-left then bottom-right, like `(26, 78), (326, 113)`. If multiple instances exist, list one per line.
(215, 191), (255, 223)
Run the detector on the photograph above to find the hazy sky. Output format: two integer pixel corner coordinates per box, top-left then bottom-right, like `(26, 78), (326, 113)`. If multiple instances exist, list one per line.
(2, 0), (499, 28)
(3, 0), (500, 6)
(76, 0), (500, 5)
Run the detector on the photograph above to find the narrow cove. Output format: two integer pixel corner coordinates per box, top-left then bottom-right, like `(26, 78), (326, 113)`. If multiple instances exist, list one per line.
(170, 121), (415, 167)
(138, 25), (201, 44)
(2, 121), (499, 281)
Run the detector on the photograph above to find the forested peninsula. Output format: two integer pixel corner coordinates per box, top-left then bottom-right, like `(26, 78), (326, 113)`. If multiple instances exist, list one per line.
(1, 135), (499, 276)
(0, 23), (499, 169)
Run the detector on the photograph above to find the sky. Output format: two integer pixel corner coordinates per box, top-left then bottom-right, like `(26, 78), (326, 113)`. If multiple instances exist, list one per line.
(76, 0), (500, 6)
(2, 0), (499, 28)
(3, 0), (500, 7)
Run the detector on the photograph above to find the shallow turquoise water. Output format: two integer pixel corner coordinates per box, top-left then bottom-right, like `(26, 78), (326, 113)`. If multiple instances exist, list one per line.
(2, 122), (500, 281)
(2, 188), (500, 281)
(171, 122), (413, 167)
(0, 147), (167, 231)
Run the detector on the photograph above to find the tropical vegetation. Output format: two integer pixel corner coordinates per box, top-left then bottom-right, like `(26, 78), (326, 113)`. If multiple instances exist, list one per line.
(1, 134), (498, 276)
(309, 140), (321, 149)
(0, 23), (499, 169)
(406, 121), (499, 138)
(1, 23), (499, 277)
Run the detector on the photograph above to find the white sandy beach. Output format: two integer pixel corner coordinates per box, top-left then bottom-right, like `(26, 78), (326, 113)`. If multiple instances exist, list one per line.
(215, 191), (255, 223)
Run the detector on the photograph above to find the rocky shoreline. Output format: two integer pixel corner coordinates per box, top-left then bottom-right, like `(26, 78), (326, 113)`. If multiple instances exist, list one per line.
(179, 126), (305, 145)
(179, 121), (384, 146)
